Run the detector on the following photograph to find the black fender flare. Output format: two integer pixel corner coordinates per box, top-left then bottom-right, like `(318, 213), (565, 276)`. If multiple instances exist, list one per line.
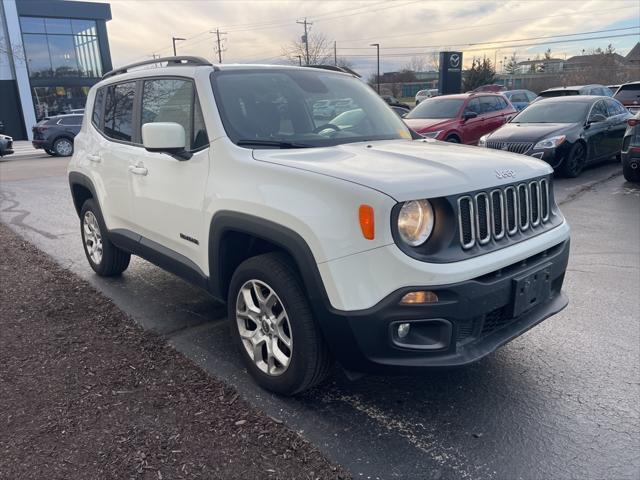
(68, 171), (99, 217)
(207, 211), (328, 304)
(207, 210), (363, 366)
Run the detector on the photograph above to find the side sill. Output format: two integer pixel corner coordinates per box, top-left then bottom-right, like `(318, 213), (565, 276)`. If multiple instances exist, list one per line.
(109, 229), (211, 293)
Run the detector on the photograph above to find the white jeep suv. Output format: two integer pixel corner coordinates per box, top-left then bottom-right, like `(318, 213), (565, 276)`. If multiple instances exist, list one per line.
(68, 57), (570, 395)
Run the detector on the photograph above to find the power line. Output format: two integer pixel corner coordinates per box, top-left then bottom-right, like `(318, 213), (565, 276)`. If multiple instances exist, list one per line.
(335, 7), (630, 43)
(336, 26), (640, 50)
(334, 33), (640, 57)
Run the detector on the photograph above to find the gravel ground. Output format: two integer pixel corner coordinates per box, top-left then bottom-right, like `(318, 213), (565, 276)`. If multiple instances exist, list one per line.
(0, 223), (349, 480)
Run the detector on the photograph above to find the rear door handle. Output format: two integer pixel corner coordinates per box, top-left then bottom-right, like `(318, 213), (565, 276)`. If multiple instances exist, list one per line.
(87, 154), (101, 163)
(128, 165), (148, 176)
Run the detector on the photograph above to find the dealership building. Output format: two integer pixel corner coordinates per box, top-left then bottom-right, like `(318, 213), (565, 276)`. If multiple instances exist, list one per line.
(0, 0), (112, 139)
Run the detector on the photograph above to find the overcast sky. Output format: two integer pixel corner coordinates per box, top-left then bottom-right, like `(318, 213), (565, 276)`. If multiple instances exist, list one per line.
(100, 0), (640, 76)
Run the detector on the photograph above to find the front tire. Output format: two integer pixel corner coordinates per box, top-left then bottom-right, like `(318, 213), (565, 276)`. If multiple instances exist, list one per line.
(445, 135), (460, 143)
(80, 199), (130, 276)
(53, 137), (73, 157)
(228, 253), (332, 395)
(559, 141), (587, 178)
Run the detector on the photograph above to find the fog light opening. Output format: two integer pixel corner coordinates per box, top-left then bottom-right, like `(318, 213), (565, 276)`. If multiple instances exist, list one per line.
(400, 291), (439, 305)
(397, 323), (411, 339)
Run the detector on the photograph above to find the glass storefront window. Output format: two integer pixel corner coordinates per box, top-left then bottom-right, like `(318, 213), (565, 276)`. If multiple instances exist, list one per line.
(71, 19), (97, 36)
(19, 17), (45, 33)
(48, 35), (79, 77)
(20, 16), (102, 78)
(22, 34), (52, 78)
(32, 86), (90, 120)
(45, 18), (72, 34)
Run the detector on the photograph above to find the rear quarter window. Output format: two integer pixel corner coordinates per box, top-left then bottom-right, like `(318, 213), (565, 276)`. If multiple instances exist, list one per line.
(92, 88), (105, 128)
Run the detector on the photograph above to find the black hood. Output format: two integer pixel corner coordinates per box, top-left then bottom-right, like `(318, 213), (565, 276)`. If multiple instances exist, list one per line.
(487, 122), (580, 142)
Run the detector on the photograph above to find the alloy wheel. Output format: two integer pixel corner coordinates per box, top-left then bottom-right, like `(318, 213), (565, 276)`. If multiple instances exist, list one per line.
(236, 279), (293, 376)
(55, 139), (73, 156)
(83, 211), (103, 264)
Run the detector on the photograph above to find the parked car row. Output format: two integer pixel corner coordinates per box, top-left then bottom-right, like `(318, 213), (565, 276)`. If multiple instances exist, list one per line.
(395, 81), (638, 179)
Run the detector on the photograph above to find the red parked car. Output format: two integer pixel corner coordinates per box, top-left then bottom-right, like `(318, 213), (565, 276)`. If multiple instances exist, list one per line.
(403, 93), (516, 144)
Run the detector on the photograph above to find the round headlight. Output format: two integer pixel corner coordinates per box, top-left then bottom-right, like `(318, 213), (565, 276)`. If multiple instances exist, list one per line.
(397, 199), (434, 246)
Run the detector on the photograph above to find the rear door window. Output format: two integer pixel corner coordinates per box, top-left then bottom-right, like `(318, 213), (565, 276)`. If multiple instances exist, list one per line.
(104, 82), (136, 142)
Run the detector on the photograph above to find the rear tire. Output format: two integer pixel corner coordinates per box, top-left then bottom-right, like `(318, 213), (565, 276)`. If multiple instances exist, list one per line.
(228, 252), (332, 395)
(80, 199), (130, 276)
(53, 137), (73, 157)
(559, 141), (587, 178)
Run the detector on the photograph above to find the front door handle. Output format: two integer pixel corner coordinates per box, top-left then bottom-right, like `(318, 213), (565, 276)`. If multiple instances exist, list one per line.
(87, 154), (101, 163)
(128, 165), (148, 176)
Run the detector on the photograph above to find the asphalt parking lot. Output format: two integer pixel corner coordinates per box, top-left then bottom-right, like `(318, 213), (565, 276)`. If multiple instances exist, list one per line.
(1, 147), (638, 480)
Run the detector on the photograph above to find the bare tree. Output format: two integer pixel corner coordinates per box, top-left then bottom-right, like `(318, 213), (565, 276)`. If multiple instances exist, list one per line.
(0, 35), (25, 62)
(282, 32), (332, 66)
(403, 52), (439, 73)
(544, 48), (552, 60)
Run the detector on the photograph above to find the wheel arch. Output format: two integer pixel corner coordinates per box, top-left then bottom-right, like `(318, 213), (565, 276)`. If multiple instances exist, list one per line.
(208, 211), (329, 308)
(69, 172), (98, 217)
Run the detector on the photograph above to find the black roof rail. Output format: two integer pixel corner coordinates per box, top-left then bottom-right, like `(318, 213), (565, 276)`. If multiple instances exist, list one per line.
(102, 56), (213, 79)
(306, 64), (361, 78)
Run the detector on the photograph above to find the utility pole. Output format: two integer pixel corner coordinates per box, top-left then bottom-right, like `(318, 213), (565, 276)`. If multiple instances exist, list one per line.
(334, 40), (337, 66)
(211, 28), (227, 63)
(297, 55), (302, 66)
(371, 43), (380, 94)
(296, 17), (312, 65)
(172, 36), (185, 56)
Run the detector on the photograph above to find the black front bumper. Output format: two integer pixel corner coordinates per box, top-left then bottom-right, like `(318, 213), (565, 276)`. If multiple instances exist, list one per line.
(317, 239), (570, 374)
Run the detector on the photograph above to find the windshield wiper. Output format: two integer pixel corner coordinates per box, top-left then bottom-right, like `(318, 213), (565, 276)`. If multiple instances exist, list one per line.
(236, 139), (315, 149)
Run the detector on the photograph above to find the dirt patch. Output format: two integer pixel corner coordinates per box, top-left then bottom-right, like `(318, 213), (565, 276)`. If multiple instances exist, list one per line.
(0, 223), (349, 479)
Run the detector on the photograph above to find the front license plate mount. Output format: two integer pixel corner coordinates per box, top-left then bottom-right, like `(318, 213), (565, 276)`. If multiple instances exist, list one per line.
(511, 263), (552, 317)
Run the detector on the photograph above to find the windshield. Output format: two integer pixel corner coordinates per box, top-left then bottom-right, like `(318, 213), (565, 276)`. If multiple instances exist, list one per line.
(511, 100), (591, 123)
(404, 98), (464, 119)
(210, 69), (411, 148)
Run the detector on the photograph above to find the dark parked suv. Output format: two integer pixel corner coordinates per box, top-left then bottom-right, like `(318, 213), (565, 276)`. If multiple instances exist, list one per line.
(32, 114), (83, 156)
(622, 115), (640, 182)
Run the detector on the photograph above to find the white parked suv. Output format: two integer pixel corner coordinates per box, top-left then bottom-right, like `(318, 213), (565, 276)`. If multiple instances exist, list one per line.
(68, 57), (570, 395)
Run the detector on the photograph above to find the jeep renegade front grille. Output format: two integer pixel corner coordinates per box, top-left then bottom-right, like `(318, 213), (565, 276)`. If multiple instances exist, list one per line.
(457, 178), (551, 250)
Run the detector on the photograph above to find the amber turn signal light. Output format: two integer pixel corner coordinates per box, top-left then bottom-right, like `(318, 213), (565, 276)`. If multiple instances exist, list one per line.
(359, 204), (375, 240)
(400, 291), (439, 304)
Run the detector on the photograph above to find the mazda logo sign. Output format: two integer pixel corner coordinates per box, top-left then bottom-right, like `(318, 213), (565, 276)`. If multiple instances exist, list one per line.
(449, 54), (460, 68)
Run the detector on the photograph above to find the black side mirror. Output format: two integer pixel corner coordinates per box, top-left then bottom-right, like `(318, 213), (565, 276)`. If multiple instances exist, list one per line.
(463, 111), (478, 121)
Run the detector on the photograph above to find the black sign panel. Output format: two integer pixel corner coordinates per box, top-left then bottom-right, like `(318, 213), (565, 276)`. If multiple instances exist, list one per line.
(438, 51), (463, 95)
